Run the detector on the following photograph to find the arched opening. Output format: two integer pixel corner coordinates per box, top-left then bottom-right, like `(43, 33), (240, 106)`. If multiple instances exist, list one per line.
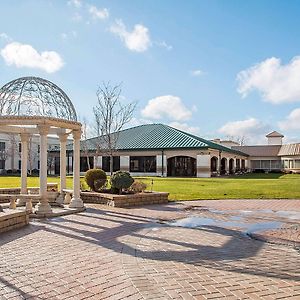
(241, 159), (245, 171)
(229, 158), (234, 174)
(220, 157), (227, 175)
(210, 157), (218, 172)
(236, 159), (241, 172)
(167, 156), (196, 177)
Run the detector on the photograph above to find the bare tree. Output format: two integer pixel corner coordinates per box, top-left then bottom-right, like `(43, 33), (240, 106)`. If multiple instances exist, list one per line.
(81, 118), (91, 170)
(0, 147), (8, 172)
(93, 82), (136, 175)
(5, 134), (20, 170)
(226, 135), (248, 146)
(28, 136), (40, 175)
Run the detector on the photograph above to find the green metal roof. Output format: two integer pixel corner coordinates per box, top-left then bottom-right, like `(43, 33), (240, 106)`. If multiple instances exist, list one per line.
(69, 123), (247, 156)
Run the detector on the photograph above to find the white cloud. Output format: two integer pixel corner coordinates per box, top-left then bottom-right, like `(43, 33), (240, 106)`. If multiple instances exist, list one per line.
(169, 122), (200, 135)
(0, 33), (12, 42)
(1, 42), (64, 73)
(126, 117), (152, 128)
(156, 41), (172, 51)
(89, 5), (109, 20)
(278, 108), (300, 130)
(61, 31), (77, 40)
(237, 56), (300, 104)
(110, 19), (151, 52)
(72, 12), (82, 22)
(191, 69), (203, 77)
(218, 118), (270, 144)
(68, 0), (82, 8)
(141, 95), (193, 121)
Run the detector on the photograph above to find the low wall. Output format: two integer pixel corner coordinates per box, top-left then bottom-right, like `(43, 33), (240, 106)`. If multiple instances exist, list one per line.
(0, 210), (29, 233)
(0, 188), (20, 203)
(81, 191), (169, 208)
(0, 187), (59, 204)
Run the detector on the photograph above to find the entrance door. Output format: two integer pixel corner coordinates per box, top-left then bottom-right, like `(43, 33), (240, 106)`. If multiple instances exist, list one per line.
(167, 156), (196, 177)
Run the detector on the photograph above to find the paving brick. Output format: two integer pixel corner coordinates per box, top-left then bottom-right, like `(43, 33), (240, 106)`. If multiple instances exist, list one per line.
(0, 200), (299, 299)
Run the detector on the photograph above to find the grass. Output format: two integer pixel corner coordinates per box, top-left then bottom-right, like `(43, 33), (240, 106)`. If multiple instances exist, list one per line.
(0, 176), (75, 189)
(0, 173), (299, 201)
(137, 173), (300, 201)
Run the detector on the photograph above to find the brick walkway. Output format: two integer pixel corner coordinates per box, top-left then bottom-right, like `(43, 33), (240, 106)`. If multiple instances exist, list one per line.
(0, 200), (300, 299)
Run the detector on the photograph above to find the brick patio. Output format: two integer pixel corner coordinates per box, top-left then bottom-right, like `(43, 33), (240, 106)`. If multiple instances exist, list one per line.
(0, 200), (300, 299)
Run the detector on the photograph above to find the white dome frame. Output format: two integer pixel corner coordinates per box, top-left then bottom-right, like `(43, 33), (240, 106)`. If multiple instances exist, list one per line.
(0, 77), (77, 121)
(0, 77), (83, 215)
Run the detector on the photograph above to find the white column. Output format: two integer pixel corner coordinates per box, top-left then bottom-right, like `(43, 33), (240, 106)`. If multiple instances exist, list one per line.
(20, 133), (30, 194)
(56, 133), (68, 205)
(35, 125), (52, 214)
(156, 154), (167, 177)
(197, 154), (211, 178)
(94, 156), (102, 168)
(225, 159), (229, 173)
(69, 129), (84, 208)
(217, 158), (221, 175)
(120, 156), (130, 172)
(59, 133), (68, 193)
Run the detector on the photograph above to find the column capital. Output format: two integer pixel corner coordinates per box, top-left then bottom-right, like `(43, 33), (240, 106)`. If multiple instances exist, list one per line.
(58, 133), (69, 143)
(38, 125), (50, 136)
(72, 129), (81, 140)
(20, 133), (30, 143)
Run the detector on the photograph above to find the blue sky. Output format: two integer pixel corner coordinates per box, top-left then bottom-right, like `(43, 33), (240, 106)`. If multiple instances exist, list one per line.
(1, 0), (300, 144)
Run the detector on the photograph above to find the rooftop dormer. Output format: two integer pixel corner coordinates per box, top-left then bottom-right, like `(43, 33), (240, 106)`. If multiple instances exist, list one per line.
(266, 131), (284, 145)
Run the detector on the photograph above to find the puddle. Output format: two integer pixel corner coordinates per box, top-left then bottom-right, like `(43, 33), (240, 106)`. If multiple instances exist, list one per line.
(168, 216), (283, 234)
(274, 211), (300, 220)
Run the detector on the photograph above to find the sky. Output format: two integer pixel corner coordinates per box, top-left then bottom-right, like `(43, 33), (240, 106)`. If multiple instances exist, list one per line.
(1, 0), (300, 145)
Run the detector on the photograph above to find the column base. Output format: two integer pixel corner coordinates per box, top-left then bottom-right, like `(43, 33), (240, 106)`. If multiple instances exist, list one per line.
(16, 198), (26, 206)
(56, 193), (65, 205)
(69, 197), (84, 208)
(35, 201), (53, 214)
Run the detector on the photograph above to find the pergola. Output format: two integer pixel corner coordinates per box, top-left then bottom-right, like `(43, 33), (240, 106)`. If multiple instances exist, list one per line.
(0, 77), (84, 214)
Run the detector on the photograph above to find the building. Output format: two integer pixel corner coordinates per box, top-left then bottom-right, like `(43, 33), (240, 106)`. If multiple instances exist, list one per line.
(233, 131), (300, 173)
(0, 133), (60, 174)
(3, 123), (299, 177)
(50, 123), (248, 177)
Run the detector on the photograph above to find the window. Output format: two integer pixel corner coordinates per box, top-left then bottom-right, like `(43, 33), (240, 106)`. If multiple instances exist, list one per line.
(236, 159), (241, 170)
(130, 156), (156, 172)
(19, 143), (22, 152)
(251, 160), (260, 169)
(295, 160), (300, 168)
(261, 160), (271, 170)
(0, 160), (5, 169)
(18, 160), (21, 170)
(102, 156), (120, 172)
(271, 160), (281, 169)
(283, 160), (289, 168)
(0, 142), (5, 151)
(241, 159), (245, 169)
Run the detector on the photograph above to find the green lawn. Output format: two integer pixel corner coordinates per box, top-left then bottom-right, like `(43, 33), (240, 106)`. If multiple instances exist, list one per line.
(0, 173), (299, 200)
(137, 173), (300, 200)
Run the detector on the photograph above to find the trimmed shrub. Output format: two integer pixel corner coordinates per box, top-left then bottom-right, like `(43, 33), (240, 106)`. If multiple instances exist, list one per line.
(110, 171), (134, 194)
(130, 180), (147, 193)
(85, 169), (107, 192)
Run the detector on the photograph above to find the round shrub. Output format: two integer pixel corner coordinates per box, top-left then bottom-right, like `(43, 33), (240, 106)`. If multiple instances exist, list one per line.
(85, 168), (107, 192)
(130, 180), (147, 193)
(110, 171), (134, 194)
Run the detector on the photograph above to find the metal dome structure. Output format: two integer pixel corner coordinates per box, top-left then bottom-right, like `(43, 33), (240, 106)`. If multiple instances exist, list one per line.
(0, 77), (83, 215)
(0, 76), (77, 121)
